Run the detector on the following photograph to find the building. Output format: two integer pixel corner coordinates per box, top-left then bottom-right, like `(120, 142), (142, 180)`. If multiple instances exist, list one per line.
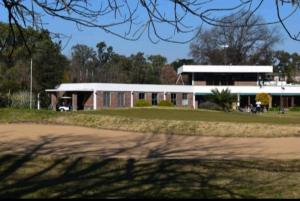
(46, 65), (300, 111)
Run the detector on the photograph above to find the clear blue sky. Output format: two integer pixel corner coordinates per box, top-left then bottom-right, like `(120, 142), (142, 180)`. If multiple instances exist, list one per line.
(1, 0), (300, 63)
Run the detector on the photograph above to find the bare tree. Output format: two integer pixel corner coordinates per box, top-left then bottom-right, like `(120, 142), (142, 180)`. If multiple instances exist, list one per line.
(1, 0), (299, 54)
(190, 12), (280, 65)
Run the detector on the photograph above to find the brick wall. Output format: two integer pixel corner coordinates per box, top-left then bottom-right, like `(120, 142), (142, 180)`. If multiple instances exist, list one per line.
(96, 91), (104, 108)
(124, 92), (132, 107)
(234, 81), (257, 86)
(194, 80), (207, 86)
(95, 91), (193, 109)
(84, 93), (93, 110)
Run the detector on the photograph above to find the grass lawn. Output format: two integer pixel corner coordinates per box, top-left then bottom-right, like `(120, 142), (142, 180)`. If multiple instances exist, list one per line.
(2, 108), (300, 137)
(87, 107), (300, 124)
(0, 155), (299, 199)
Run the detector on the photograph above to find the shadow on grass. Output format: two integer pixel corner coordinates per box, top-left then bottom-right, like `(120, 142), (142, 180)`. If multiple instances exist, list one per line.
(0, 135), (300, 198)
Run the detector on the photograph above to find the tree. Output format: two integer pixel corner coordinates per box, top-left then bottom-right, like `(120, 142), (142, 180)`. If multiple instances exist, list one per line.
(69, 44), (97, 83)
(1, 0), (299, 56)
(147, 55), (167, 84)
(160, 65), (178, 84)
(209, 89), (236, 112)
(273, 51), (300, 83)
(190, 13), (280, 65)
(129, 52), (149, 84)
(171, 59), (195, 71)
(0, 24), (68, 108)
(256, 93), (270, 107)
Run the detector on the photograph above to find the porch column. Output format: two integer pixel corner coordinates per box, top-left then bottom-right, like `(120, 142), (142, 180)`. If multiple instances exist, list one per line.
(72, 93), (78, 111)
(130, 91), (134, 108)
(192, 73), (195, 86)
(193, 93), (196, 109)
(237, 94), (240, 108)
(248, 96), (251, 106)
(280, 96), (284, 108)
(93, 90), (97, 110)
(268, 94), (273, 109)
(164, 92), (166, 101)
(291, 96), (295, 108)
(51, 93), (57, 111)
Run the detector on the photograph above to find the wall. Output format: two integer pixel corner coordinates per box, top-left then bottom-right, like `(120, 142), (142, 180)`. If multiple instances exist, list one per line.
(96, 91), (193, 109)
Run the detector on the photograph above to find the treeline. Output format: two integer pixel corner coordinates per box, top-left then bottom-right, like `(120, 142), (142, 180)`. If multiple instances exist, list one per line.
(65, 43), (178, 84)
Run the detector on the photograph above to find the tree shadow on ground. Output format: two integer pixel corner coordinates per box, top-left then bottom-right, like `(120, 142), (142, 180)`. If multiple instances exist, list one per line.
(0, 134), (299, 198)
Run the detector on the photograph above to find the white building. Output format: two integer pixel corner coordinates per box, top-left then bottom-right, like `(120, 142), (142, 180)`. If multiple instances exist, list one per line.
(46, 65), (300, 110)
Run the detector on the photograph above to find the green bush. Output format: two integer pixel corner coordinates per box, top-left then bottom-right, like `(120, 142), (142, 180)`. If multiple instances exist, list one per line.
(199, 101), (222, 111)
(11, 91), (36, 109)
(208, 89), (236, 112)
(158, 100), (174, 107)
(134, 99), (151, 107)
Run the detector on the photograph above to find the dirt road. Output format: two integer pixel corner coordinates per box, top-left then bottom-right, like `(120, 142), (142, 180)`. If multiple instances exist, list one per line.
(1, 123), (300, 160)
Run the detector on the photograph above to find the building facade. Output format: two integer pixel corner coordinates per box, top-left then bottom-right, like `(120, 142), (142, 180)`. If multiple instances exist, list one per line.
(46, 65), (300, 111)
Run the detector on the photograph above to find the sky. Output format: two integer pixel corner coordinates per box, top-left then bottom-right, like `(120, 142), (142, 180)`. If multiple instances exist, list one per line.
(1, 0), (300, 63)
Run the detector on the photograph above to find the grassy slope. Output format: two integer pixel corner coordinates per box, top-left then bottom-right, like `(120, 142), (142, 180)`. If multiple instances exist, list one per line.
(1, 108), (300, 137)
(87, 108), (300, 124)
(0, 155), (299, 199)
(2, 108), (300, 124)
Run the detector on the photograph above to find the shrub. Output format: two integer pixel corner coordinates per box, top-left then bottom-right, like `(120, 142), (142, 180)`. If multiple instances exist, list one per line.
(134, 99), (151, 107)
(256, 93), (270, 106)
(199, 101), (222, 111)
(208, 88), (236, 112)
(158, 100), (174, 107)
(10, 91), (36, 109)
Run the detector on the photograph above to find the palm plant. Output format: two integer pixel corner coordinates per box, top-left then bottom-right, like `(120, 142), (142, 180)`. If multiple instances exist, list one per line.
(209, 89), (236, 112)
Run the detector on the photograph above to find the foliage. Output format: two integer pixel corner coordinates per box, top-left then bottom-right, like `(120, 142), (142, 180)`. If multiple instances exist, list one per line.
(198, 101), (222, 111)
(134, 99), (151, 107)
(10, 91), (36, 109)
(273, 51), (300, 83)
(0, 23), (68, 108)
(158, 100), (174, 107)
(209, 89), (236, 112)
(256, 93), (270, 106)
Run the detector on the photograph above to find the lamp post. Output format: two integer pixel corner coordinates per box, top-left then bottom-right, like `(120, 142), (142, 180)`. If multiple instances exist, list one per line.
(220, 44), (229, 65)
(30, 58), (33, 109)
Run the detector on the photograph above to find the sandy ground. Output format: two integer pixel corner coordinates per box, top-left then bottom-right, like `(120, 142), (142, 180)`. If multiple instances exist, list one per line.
(1, 123), (300, 160)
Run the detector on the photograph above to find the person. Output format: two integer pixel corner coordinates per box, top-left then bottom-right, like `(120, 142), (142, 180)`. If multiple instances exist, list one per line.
(280, 106), (285, 114)
(250, 104), (257, 114)
(256, 101), (261, 113)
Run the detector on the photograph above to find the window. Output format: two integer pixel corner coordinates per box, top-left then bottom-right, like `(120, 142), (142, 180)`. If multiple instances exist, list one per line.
(139, 93), (145, 100)
(103, 92), (111, 107)
(152, 93), (158, 105)
(171, 93), (176, 105)
(182, 93), (188, 106)
(117, 92), (125, 107)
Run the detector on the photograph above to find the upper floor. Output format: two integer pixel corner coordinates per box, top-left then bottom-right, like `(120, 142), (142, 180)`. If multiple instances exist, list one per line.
(177, 65), (275, 86)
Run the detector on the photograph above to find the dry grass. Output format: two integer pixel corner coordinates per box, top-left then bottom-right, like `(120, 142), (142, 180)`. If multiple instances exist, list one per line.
(2, 108), (300, 137)
(48, 114), (300, 138)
